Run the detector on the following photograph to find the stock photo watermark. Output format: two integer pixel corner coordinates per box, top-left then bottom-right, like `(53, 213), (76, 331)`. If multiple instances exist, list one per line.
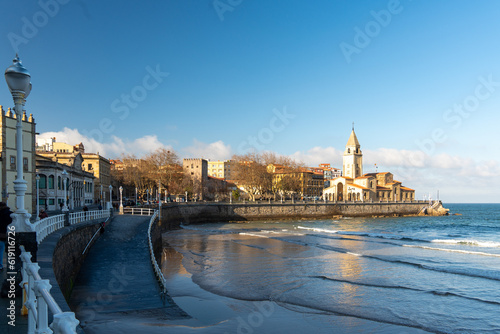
(388, 74), (499, 185)
(339, 0), (408, 64)
(82, 64), (169, 142)
(237, 106), (295, 153)
(7, 0), (72, 53)
(415, 74), (499, 157)
(6, 225), (17, 326)
(213, 0), (244, 21)
(76, 265), (134, 322)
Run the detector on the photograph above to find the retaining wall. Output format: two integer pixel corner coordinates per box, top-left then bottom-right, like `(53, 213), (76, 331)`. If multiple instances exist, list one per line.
(158, 201), (432, 233)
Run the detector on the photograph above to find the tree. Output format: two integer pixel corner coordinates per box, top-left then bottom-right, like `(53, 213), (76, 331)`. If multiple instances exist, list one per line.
(231, 153), (271, 201)
(276, 172), (302, 199)
(144, 148), (181, 193)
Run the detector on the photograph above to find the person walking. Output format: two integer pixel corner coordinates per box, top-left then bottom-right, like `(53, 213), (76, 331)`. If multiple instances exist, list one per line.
(83, 205), (88, 219)
(0, 202), (13, 270)
(39, 209), (48, 219)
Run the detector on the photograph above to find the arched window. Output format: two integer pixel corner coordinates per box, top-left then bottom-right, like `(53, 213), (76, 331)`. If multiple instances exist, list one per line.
(39, 175), (47, 189)
(48, 175), (55, 189)
(348, 148), (350, 153)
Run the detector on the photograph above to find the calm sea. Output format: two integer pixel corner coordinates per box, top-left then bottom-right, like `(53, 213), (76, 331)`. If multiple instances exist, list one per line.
(161, 203), (500, 333)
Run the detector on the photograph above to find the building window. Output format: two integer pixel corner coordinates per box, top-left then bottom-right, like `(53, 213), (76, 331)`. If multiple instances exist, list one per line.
(23, 157), (29, 171)
(88, 163), (93, 170)
(39, 198), (46, 206)
(58, 176), (62, 190)
(49, 198), (55, 205)
(10, 156), (15, 170)
(48, 175), (55, 189)
(39, 175), (47, 189)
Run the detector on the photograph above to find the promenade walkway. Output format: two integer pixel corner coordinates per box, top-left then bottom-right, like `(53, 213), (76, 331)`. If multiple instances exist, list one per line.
(68, 215), (188, 333)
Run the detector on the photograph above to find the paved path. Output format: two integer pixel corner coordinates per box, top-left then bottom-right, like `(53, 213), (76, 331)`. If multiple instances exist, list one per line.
(68, 215), (188, 333)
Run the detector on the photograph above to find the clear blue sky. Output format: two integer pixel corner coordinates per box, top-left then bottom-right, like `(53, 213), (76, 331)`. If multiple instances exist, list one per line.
(1, 0), (499, 202)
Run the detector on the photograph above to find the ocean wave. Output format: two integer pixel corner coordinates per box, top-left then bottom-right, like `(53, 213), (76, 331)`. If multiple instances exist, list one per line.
(310, 275), (420, 291)
(239, 232), (270, 238)
(403, 245), (500, 257)
(297, 226), (429, 243)
(297, 226), (338, 234)
(431, 239), (500, 248)
(311, 276), (500, 306)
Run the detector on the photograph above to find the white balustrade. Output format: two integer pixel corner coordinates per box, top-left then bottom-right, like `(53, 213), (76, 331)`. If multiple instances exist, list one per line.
(147, 210), (167, 293)
(122, 207), (155, 215)
(20, 246), (79, 334)
(33, 214), (65, 244)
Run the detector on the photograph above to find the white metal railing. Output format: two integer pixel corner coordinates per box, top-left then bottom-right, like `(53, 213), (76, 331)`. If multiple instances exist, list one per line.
(123, 207), (155, 215)
(33, 210), (111, 244)
(147, 210), (167, 294)
(33, 214), (65, 244)
(69, 210), (110, 225)
(20, 246), (79, 334)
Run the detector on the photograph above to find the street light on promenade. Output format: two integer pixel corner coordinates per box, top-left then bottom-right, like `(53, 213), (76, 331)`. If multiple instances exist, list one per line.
(135, 187), (138, 206)
(4, 54), (33, 232)
(119, 186), (123, 214)
(108, 185), (113, 210)
(62, 170), (69, 212)
(35, 174), (40, 221)
(100, 184), (103, 206)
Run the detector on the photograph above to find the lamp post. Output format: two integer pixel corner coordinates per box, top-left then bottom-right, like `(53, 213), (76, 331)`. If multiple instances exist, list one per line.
(135, 187), (138, 206)
(158, 180), (161, 221)
(5, 54), (33, 232)
(108, 185), (113, 210)
(100, 184), (103, 206)
(146, 189), (149, 205)
(119, 186), (123, 214)
(35, 174), (40, 221)
(62, 170), (69, 212)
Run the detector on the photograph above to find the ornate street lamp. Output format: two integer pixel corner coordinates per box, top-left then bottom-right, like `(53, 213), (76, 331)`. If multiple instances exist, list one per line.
(5, 54), (33, 232)
(108, 185), (113, 210)
(35, 174), (40, 221)
(146, 189), (149, 205)
(119, 186), (123, 214)
(135, 187), (137, 206)
(62, 170), (69, 212)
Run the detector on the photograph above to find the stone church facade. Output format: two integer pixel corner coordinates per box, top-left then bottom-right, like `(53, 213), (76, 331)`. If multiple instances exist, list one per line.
(323, 129), (415, 202)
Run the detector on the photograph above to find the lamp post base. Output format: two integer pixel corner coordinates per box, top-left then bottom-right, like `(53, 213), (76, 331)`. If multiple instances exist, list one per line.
(10, 211), (34, 233)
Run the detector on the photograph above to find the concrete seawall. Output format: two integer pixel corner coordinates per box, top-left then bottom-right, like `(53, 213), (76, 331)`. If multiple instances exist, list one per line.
(158, 201), (441, 232)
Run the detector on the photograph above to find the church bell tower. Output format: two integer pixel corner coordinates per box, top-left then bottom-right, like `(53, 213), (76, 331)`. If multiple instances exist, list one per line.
(343, 126), (363, 179)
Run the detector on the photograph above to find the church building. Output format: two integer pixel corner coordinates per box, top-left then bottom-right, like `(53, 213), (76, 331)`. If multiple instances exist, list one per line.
(323, 129), (415, 202)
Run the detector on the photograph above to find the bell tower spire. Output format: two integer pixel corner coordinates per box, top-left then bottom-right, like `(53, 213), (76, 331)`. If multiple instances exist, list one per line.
(343, 127), (363, 179)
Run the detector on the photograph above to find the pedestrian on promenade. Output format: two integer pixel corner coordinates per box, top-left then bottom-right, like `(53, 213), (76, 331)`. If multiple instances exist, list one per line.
(98, 202), (102, 210)
(39, 209), (48, 219)
(83, 205), (88, 219)
(0, 202), (13, 271)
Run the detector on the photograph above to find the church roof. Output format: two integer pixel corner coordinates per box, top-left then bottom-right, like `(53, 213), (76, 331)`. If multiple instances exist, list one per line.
(349, 184), (369, 190)
(346, 129), (360, 148)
